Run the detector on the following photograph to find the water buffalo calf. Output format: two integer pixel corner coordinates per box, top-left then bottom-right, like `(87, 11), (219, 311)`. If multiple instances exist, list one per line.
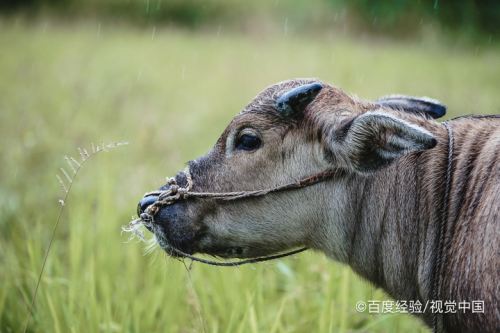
(137, 79), (499, 332)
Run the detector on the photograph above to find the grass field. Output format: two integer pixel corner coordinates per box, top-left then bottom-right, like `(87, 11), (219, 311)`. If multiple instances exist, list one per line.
(1, 19), (499, 333)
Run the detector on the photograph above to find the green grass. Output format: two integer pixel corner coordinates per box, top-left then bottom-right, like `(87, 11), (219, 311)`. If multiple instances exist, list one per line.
(1, 19), (499, 333)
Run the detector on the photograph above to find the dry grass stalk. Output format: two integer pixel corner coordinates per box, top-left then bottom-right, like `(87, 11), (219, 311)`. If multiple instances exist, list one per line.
(23, 142), (128, 333)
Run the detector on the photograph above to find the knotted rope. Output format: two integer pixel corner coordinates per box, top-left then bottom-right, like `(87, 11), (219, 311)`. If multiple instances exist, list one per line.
(430, 122), (454, 333)
(130, 168), (342, 266)
(142, 169), (341, 218)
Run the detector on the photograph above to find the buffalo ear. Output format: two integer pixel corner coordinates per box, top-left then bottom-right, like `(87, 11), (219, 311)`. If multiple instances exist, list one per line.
(275, 82), (323, 117)
(333, 111), (437, 172)
(376, 95), (446, 119)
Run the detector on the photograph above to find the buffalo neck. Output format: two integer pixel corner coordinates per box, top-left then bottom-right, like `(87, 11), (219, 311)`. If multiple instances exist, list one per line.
(315, 121), (450, 325)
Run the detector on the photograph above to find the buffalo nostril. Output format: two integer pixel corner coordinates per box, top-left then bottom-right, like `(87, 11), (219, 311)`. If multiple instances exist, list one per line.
(137, 195), (159, 217)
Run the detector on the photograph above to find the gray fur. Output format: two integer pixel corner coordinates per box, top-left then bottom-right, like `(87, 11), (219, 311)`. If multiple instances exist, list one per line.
(146, 79), (499, 333)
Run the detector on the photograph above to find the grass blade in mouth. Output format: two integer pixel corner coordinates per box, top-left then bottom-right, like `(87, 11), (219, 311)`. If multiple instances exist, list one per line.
(122, 218), (149, 242)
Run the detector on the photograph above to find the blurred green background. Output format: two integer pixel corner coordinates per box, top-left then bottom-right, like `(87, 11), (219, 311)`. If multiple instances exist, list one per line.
(1, 1), (499, 333)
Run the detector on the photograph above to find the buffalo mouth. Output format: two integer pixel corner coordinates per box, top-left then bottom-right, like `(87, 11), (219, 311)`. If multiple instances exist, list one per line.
(149, 225), (191, 258)
(149, 220), (246, 259)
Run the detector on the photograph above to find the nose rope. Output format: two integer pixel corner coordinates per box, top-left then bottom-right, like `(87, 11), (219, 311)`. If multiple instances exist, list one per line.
(142, 168), (341, 218)
(133, 168), (342, 267)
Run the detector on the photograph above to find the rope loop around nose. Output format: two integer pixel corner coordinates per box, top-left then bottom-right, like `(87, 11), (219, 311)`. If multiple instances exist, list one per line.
(143, 168), (342, 218)
(128, 168), (343, 267)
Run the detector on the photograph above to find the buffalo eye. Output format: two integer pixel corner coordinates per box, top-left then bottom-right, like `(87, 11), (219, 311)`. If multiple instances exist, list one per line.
(235, 132), (261, 151)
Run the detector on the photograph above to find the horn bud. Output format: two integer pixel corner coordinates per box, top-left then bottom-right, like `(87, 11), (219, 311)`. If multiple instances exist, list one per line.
(276, 82), (323, 117)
